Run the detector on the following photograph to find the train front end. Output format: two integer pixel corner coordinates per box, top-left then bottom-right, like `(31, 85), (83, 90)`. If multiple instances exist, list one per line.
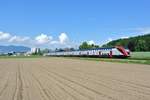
(114, 46), (130, 58)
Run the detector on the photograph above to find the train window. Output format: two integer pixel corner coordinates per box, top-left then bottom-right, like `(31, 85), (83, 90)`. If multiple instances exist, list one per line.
(87, 52), (89, 55)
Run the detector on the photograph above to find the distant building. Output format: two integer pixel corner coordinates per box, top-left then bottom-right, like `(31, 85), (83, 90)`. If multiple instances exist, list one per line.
(31, 48), (41, 54)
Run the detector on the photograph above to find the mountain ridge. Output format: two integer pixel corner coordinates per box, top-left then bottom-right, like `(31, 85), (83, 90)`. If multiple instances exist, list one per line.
(0, 45), (31, 53)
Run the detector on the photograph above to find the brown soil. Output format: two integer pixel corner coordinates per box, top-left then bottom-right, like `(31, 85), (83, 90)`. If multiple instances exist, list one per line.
(0, 57), (150, 100)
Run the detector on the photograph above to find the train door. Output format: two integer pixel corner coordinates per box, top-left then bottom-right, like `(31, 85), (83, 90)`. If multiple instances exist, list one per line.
(109, 51), (112, 58)
(87, 51), (89, 56)
(99, 51), (101, 57)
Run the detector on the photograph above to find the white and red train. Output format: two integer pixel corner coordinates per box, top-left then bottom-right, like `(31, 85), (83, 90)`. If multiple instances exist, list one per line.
(45, 46), (130, 58)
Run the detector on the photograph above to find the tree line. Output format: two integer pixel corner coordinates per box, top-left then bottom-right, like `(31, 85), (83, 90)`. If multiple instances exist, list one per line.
(41, 34), (150, 53)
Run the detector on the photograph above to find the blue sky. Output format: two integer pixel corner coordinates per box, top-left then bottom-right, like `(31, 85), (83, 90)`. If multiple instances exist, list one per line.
(0, 0), (150, 48)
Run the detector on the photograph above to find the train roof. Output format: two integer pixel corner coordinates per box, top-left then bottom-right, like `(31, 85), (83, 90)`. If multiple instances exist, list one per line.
(76, 47), (114, 51)
(50, 47), (118, 53)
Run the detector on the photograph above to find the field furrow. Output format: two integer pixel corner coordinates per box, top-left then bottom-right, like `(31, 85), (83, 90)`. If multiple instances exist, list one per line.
(0, 58), (150, 100)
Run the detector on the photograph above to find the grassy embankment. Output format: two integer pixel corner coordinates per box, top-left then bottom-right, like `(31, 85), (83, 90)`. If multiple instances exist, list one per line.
(0, 55), (43, 59)
(65, 52), (150, 65)
(0, 52), (150, 65)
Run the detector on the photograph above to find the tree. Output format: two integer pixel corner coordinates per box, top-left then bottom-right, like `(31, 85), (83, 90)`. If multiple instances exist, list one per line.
(41, 48), (50, 53)
(127, 40), (136, 51)
(135, 40), (148, 51)
(79, 42), (99, 50)
(79, 42), (89, 50)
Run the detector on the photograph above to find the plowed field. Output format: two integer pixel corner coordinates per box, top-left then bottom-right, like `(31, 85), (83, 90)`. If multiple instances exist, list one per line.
(0, 57), (150, 100)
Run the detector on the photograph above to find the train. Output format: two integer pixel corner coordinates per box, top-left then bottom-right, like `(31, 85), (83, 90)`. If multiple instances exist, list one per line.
(45, 46), (130, 58)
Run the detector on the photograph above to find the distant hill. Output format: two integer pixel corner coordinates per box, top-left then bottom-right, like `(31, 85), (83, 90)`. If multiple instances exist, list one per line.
(0, 45), (31, 53)
(102, 34), (150, 51)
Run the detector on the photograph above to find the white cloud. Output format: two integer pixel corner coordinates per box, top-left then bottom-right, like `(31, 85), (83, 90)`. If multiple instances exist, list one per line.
(35, 34), (53, 44)
(0, 31), (71, 47)
(9, 36), (30, 43)
(108, 38), (112, 42)
(121, 36), (129, 39)
(87, 40), (95, 45)
(134, 27), (150, 34)
(0, 32), (11, 40)
(59, 33), (69, 44)
(50, 41), (59, 44)
(0, 31), (31, 44)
